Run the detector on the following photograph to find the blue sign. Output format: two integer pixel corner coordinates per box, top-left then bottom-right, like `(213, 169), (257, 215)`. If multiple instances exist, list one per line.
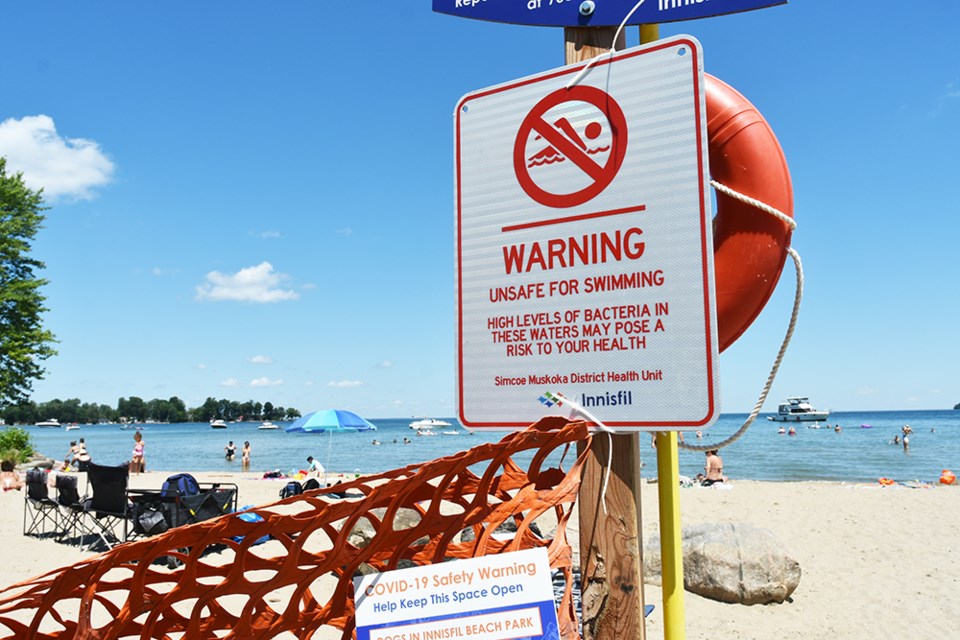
(433, 0), (786, 27)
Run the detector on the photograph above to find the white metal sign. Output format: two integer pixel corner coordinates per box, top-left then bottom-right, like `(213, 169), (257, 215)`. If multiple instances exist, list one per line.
(455, 36), (719, 431)
(354, 548), (560, 640)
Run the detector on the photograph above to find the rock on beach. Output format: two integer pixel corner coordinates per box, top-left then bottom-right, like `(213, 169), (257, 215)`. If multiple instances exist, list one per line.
(645, 521), (801, 605)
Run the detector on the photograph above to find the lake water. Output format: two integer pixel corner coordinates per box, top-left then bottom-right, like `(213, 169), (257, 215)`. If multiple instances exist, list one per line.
(11, 409), (960, 484)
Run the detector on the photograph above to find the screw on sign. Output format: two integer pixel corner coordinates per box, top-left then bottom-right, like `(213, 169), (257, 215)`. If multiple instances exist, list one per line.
(513, 85), (627, 208)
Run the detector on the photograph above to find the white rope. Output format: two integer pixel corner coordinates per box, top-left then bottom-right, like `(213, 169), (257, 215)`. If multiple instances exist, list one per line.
(565, 0), (647, 89)
(680, 181), (803, 452)
(546, 392), (616, 514)
(711, 179), (797, 231)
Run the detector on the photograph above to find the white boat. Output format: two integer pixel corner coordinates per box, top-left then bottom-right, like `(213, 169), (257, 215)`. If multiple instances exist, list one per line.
(36, 418), (61, 428)
(258, 421), (279, 430)
(409, 418), (452, 430)
(768, 397), (830, 422)
(210, 419), (228, 429)
(441, 430), (460, 436)
(65, 424), (80, 431)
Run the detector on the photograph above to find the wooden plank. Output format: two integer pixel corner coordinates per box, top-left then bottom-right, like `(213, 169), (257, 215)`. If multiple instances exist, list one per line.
(567, 26), (644, 640)
(576, 432), (645, 640)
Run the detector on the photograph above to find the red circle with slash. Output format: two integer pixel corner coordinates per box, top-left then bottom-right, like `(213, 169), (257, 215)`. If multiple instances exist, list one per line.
(513, 85), (628, 208)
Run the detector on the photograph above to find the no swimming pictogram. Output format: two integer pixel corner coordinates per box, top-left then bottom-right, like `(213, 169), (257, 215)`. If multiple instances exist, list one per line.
(513, 86), (627, 208)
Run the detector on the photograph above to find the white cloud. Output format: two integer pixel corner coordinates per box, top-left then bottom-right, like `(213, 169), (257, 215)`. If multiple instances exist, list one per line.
(195, 262), (299, 303)
(221, 377), (241, 387)
(378, 360), (394, 368)
(0, 115), (115, 201)
(250, 377), (283, 388)
(336, 227), (353, 236)
(249, 355), (274, 364)
(327, 380), (363, 388)
(258, 230), (281, 239)
(856, 386), (876, 396)
(195, 364), (206, 370)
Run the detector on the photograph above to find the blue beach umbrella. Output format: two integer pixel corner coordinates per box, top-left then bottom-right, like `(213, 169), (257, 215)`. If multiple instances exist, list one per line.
(285, 409), (378, 433)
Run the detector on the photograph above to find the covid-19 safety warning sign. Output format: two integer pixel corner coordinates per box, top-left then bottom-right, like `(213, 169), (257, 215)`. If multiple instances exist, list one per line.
(455, 36), (719, 431)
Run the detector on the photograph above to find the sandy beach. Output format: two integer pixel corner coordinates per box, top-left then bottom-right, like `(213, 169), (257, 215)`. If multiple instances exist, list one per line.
(3, 470), (958, 639)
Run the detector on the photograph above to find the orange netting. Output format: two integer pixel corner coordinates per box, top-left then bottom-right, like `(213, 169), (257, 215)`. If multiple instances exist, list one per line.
(0, 417), (590, 639)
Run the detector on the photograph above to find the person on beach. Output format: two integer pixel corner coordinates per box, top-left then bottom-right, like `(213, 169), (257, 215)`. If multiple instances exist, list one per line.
(0, 460), (23, 492)
(242, 441), (251, 471)
(75, 438), (92, 471)
(306, 456), (325, 478)
(65, 441), (81, 469)
(702, 450), (725, 486)
(130, 431), (145, 474)
(225, 441), (237, 461)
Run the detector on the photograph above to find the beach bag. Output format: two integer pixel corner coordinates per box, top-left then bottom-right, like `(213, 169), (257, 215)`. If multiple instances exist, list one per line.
(302, 478), (321, 492)
(232, 507), (270, 545)
(137, 509), (169, 536)
(279, 480), (302, 499)
(161, 473), (201, 498)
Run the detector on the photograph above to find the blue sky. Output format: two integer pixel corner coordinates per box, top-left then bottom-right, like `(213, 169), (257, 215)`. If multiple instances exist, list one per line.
(2, 1), (958, 418)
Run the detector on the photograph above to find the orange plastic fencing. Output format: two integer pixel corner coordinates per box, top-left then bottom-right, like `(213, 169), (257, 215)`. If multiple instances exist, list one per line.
(0, 417), (590, 639)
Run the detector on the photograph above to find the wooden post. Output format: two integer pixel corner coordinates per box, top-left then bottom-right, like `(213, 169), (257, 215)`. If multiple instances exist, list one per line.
(567, 26), (644, 640)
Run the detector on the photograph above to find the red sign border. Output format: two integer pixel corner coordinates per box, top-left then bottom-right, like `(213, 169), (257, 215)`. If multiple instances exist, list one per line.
(455, 38), (715, 430)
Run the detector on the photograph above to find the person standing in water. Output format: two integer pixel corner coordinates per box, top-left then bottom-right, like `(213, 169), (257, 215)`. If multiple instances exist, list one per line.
(225, 441), (237, 462)
(241, 441), (251, 471)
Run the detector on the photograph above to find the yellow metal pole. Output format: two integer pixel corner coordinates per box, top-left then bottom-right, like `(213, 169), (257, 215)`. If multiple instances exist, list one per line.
(641, 23), (686, 640)
(655, 432), (686, 640)
(639, 23), (660, 45)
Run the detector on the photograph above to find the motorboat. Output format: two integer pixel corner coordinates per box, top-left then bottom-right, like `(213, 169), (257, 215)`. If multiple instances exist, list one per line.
(409, 418), (452, 430)
(258, 421), (279, 430)
(767, 397), (830, 422)
(36, 418), (61, 428)
(441, 430), (460, 436)
(210, 419), (228, 429)
(65, 424), (80, 431)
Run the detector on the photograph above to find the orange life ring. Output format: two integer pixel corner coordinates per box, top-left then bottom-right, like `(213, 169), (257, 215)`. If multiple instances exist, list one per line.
(707, 75), (795, 352)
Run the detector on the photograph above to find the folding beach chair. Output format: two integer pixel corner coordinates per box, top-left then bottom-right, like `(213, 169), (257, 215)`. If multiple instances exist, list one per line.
(72, 462), (130, 551)
(54, 473), (84, 544)
(23, 468), (59, 538)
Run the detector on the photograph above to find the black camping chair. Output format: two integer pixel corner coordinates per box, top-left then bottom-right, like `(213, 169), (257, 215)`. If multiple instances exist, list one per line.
(53, 473), (84, 544)
(23, 468), (59, 538)
(72, 462), (130, 551)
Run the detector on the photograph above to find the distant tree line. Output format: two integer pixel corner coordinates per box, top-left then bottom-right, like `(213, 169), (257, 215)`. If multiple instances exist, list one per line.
(1, 396), (302, 425)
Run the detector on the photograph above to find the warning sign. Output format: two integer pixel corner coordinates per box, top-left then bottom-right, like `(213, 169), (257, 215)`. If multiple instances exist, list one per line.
(455, 36), (719, 431)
